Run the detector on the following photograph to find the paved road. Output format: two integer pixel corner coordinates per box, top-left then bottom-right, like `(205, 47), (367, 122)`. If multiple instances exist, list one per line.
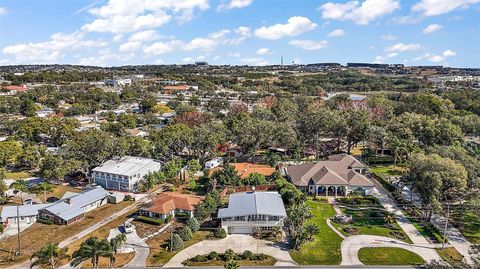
(340, 234), (441, 266)
(164, 234), (297, 267)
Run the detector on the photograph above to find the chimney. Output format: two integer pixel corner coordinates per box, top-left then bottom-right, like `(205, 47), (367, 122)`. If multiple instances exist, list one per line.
(66, 198), (72, 205)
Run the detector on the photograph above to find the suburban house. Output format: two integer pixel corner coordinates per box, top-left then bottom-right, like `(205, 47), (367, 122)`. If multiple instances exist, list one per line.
(92, 156), (162, 192)
(1, 204), (48, 227)
(284, 154), (375, 196)
(139, 192), (203, 220)
(38, 187), (110, 225)
(218, 191), (287, 234)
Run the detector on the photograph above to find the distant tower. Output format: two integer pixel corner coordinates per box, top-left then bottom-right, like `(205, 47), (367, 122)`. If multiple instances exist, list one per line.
(281, 55), (283, 66)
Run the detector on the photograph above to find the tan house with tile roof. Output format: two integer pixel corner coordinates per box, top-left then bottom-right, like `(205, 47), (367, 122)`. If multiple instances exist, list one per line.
(139, 192), (203, 219)
(285, 154), (375, 196)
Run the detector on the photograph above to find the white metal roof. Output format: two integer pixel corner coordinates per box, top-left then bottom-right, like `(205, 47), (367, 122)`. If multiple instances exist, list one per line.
(218, 191), (287, 219)
(92, 156), (160, 177)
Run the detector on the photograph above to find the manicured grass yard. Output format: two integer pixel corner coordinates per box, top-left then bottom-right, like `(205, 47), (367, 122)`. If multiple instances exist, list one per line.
(0, 201), (133, 266)
(369, 164), (406, 179)
(436, 247), (463, 265)
(147, 231), (210, 266)
(289, 200), (342, 265)
(358, 247), (425, 265)
(331, 207), (412, 243)
(449, 206), (480, 244)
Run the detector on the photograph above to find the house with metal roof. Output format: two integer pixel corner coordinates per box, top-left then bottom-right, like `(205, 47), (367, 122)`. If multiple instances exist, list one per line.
(218, 191), (287, 234)
(1, 204), (48, 227)
(285, 154), (375, 196)
(92, 156), (161, 192)
(38, 187), (110, 225)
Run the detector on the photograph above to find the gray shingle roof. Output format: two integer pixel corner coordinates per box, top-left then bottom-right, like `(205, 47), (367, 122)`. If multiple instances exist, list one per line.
(218, 191), (287, 219)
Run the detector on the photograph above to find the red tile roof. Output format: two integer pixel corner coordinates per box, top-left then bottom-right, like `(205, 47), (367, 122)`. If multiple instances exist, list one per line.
(142, 192), (203, 214)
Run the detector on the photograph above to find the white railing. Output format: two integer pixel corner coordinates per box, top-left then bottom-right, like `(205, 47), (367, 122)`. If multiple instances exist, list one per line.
(221, 220), (284, 227)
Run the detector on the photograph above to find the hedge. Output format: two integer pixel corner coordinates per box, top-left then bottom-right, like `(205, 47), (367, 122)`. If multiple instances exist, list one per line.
(135, 215), (164, 226)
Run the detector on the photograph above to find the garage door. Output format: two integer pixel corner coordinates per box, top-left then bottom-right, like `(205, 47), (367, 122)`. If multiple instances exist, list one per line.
(229, 226), (253, 234)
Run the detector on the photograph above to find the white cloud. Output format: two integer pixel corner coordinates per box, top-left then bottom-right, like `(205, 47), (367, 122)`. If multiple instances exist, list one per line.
(256, 48), (269, 55)
(254, 16), (317, 40)
(217, 0), (253, 11)
(422, 24), (443, 34)
(413, 50), (456, 62)
(129, 30), (161, 42)
(328, 29), (346, 37)
(82, 0), (210, 33)
(185, 37), (218, 51)
(213, 55), (221, 60)
(0, 6), (7, 16)
(234, 26), (252, 37)
(241, 57), (269, 65)
(2, 31), (107, 64)
(119, 41), (142, 52)
(143, 40), (183, 55)
(381, 34), (397, 40)
(386, 43), (422, 53)
(320, 0), (400, 25)
(79, 49), (134, 66)
(182, 57), (194, 63)
(289, 40), (328, 50)
(412, 0), (480, 16)
(374, 52), (399, 63)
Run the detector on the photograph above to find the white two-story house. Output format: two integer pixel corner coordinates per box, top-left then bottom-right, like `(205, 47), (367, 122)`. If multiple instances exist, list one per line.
(92, 156), (161, 192)
(218, 191), (287, 234)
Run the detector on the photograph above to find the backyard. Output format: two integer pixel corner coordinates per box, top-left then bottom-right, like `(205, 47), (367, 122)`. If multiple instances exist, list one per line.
(0, 201), (133, 266)
(358, 247), (424, 265)
(289, 199), (342, 265)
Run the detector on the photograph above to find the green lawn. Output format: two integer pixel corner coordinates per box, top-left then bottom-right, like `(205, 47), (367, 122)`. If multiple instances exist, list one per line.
(369, 164), (405, 179)
(5, 171), (33, 180)
(289, 200), (342, 265)
(331, 207), (412, 243)
(436, 247), (463, 265)
(358, 247), (425, 265)
(449, 207), (480, 244)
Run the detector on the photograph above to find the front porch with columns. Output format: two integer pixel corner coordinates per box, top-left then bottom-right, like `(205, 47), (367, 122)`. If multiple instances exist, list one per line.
(308, 184), (347, 197)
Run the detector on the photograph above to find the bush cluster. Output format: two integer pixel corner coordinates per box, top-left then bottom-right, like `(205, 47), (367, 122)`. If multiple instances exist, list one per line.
(135, 215), (164, 226)
(182, 249), (270, 265)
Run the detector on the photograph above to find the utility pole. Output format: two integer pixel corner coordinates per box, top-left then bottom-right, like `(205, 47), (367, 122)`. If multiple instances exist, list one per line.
(16, 205), (21, 256)
(442, 203), (450, 249)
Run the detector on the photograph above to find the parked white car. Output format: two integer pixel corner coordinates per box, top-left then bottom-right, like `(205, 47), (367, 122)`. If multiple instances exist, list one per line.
(124, 221), (134, 234)
(204, 157), (223, 169)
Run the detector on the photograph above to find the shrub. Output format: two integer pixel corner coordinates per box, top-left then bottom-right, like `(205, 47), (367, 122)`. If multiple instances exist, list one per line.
(186, 216), (200, 232)
(242, 250), (253, 260)
(124, 195), (133, 201)
(170, 234), (183, 251)
(37, 217), (53, 225)
(208, 251), (220, 260)
(224, 249), (236, 261)
(178, 226), (193, 241)
(192, 255), (208, 262)
(165, 214), (173, 223)
(135, 215), (164, 226)
(213, 228), (227, 239)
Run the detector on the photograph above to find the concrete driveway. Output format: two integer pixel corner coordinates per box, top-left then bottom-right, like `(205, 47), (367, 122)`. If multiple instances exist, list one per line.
(164, 234), (297, 267)
(340, 234), (442, 266)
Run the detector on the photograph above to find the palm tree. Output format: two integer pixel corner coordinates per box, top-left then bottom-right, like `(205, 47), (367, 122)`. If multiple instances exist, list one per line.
(34, 182), (55, 202)
(108, 234), (127, 269)
(11, 180), (29, 204)
(384, 213), (395, 227)
(30, 242), (69, 269)
(70, 237), (113, 269)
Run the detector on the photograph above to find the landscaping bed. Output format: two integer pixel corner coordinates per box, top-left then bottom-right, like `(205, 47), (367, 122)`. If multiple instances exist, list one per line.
(289, 200), (342, 265)
(147, 231), (210, 266)
(182, 250), (275, 267)
(358, 247), (425, 265)
(331, 207), (412, 243)
(132, 219), (168, 239)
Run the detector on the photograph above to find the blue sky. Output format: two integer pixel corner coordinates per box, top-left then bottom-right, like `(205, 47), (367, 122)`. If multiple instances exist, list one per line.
(0, 0), (479, 67)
